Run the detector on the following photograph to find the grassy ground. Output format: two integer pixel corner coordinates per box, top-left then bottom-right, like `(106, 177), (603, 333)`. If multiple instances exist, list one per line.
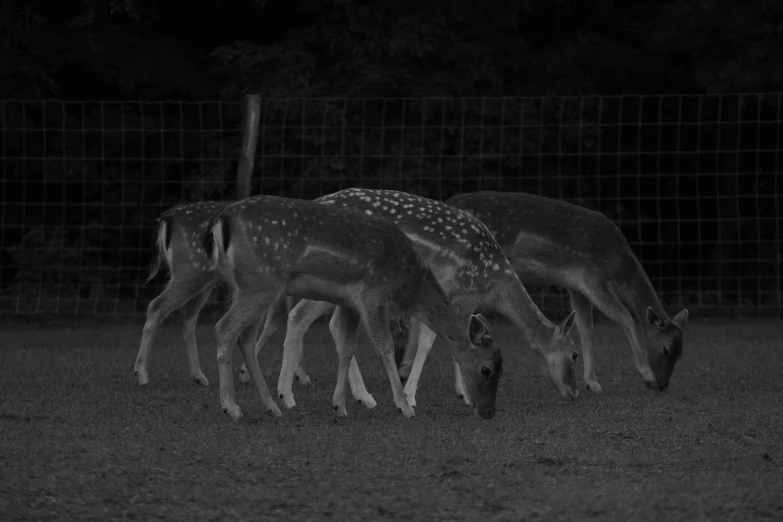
(1, 317), (782, 521)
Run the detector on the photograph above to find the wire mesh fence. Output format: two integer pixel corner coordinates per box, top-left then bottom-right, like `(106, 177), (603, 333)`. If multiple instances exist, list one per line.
(1, 95), (781, 318)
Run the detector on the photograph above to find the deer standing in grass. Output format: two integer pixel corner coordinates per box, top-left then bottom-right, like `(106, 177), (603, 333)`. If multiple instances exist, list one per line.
(268, 188), (578, 412)
(202, 195), (503, 421)
(133, 201), (293, 387)
(446, 191), (689, 392)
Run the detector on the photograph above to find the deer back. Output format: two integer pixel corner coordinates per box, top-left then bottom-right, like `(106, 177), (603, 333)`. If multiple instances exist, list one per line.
(316, 188), (517, 298)
(204, 195), (441, 314)
(446, 191), (638, 283)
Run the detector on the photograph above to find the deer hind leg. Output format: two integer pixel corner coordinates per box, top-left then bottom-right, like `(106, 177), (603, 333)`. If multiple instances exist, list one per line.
(236, 305), (282, 418)
(585, 284), (656, 385)
(402, 321), (437, 408)
(327, 306), (363, 417)
(134, 273), (210, 386)
(215, 288), (273, 422)
(570, 290), (600, 393)
(277, 299), (334, 409)
(179, 284), (215, 386)
(239, 294), (288, 385)
(360, 305), (415, 418)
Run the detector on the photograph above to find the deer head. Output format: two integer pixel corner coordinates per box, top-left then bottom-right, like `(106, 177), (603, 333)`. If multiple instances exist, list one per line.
(644, 307), (689, 391)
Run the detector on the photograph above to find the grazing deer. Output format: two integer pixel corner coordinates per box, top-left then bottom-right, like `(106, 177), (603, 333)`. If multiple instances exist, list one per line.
(201, 195), (503, 421)
(273, 188), (578, 412)
(133, 201), (294, 387)
(446, 191), (689, 392)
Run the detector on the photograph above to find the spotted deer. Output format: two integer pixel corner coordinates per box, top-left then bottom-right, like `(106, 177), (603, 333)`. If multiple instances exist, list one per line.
(133, 201), (293, 387)
(272, 188), (578, 412)
(446, 191), (689, 392)
(201, 195), (503, 421)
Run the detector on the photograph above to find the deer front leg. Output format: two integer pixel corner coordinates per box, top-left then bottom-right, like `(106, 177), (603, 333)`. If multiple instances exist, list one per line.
(622, 317), (657, 385)
(329, 307), (362, 417)
(347, 357), (377, 409)
(570, 290), (600, 393)
(453, 357), (471, 406)
(362, 306), (415, 419)
(328, 309), (377, 410)
(397, 318), (421, 382)
(402, 323), (437, 408)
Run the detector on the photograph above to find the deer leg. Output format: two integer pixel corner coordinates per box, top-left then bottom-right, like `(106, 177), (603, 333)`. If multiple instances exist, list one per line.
(361, 305), (415, 418)
(570, 290), (600, 393)
(179, 284), (214, 387)
(586, 284), (656, 385)
(619, 310), (656, 385)
(134, 277), (208, 386)
(214, 293), (267, 421)
(397, 318), (421, 382)
(402, 322), (437, 408)
(328, 306), (362, 417)
(237, 305), (282, 418)
(329, 310), (377, 410)
(278, 299), (332, 409)
(347, 357), (377, 410)
(453, 356), (472, 406)
(239, 294), (287, 384)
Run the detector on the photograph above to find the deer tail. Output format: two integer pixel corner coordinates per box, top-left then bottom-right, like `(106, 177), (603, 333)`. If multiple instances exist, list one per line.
(145, 216), (173, 284)
(203, 212), (232, 271)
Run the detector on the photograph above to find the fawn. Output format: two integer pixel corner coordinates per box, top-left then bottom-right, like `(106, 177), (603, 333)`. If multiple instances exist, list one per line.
(266, 188), (578, 412)
(133, 201), (294, 387)
(202, 195), (503, 421)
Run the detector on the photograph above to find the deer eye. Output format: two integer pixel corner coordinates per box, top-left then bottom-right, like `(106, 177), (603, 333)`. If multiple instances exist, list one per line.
(571, 350), (579, 361)
(663, 346), (671, 356)
(480, 366), (492, 378)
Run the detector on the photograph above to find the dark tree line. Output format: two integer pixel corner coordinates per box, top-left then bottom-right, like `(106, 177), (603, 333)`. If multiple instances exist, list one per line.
(4, 0), (783, 100)
(1, 0), (781, 315)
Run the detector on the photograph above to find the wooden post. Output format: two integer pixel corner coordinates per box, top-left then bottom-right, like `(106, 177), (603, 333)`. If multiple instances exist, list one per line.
(236, 94), (261, 200)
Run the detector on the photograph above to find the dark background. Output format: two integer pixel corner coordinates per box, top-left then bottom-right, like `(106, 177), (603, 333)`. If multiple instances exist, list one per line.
(1, 0), (781, 316)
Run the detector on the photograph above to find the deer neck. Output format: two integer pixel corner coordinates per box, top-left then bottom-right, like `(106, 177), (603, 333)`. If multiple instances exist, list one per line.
(504, 272), (558, 355)
(411, 273), (470, 353)
(625, 258), (671, 324)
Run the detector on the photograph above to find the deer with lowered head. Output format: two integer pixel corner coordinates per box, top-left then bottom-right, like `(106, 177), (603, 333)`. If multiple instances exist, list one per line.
(201, 194), (503, 421)
(446, 191), (689, 393)
(133, 201), (295, 388)
(259, 188), (579, 412)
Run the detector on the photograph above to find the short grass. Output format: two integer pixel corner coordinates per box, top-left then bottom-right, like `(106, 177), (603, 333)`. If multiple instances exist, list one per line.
(1, 317), (782, 521)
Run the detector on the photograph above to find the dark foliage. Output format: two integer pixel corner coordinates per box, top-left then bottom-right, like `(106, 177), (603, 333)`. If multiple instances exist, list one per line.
(0, 0), (781, 316)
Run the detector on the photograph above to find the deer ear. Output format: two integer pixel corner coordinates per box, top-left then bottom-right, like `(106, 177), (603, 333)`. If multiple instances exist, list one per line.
(468, 314), (491, 345)
(646, 307), (665, 331)
(672, 309), (689, 329)
(556, 310), (576, 339)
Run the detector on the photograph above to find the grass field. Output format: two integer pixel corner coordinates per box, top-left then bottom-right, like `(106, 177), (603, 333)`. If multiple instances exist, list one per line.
(1, 317), (782, 521)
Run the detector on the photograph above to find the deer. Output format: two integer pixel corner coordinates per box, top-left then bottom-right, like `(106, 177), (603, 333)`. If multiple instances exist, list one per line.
(200, 194), (503, 421)
(134, 200), (389, 396)
(269, 188), (578, 413)
(445, 190), (689, 393)
(133, 201), (295, 388)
